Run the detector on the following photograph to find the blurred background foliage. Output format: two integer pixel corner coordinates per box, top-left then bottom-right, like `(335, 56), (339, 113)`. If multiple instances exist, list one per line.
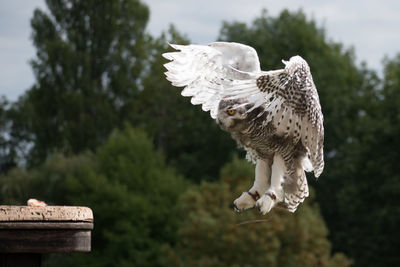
(0, 0), (399, 266)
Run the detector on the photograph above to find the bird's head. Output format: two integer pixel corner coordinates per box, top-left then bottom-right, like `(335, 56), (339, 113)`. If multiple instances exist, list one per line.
(216, 99), (253, 132)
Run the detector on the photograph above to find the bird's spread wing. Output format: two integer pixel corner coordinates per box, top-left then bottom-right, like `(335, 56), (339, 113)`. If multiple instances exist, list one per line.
(163, 44), (324, 177)
(222, 56), (324, 177)
(163, 42), (261, 119)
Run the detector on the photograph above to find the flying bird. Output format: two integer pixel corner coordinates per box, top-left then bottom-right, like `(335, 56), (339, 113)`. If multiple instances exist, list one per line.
(162, 42), (324, 214)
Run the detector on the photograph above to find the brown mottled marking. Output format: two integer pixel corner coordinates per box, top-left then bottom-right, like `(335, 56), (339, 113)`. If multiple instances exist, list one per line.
(266, 192), (276, 200)
(247, 191), (260, 201)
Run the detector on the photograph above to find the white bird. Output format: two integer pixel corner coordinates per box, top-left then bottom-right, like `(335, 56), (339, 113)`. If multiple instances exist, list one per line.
(163, 42), (324, 214)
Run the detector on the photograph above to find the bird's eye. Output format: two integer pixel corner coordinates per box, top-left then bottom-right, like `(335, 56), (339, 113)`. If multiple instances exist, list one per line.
(227, 109), (236, 116)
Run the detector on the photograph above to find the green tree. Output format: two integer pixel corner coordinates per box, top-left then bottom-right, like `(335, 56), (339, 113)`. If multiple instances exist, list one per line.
(0, 126), (187, 266)
(218, 9), (390, 266)
(17, 0), (150, 165)
(323, 55), (400, 266)
(0, 97), (17, 173)
(165, 157), (352, 267)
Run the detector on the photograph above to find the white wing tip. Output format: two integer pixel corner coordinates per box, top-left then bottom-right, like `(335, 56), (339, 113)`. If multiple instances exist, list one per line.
(302, 157), (314, 172)
(314, 166), (324, 178)
(162, 52), (173, 60)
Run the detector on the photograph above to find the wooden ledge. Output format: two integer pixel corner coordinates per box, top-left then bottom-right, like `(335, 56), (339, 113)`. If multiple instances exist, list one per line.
(0, 206), (93, 222)
(0, 206), (93, 254)
(0, 222), (93, 230)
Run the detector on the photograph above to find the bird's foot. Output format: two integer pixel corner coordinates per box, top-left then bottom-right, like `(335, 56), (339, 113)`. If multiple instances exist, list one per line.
(233, 191), (260, 212)
(256, 191), (280, 215)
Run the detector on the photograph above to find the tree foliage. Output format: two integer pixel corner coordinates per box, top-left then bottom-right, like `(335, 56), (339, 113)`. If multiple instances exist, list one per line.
(218, 10), (400, 266)
(322, 55), (400, 266)
(0, 97), (17, 172)
(15, 0), (150, 165)
(165, 157), (352, 267)
(0, 126), (186, 266)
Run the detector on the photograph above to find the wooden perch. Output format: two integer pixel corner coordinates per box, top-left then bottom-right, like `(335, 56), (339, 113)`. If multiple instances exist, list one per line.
(0, 205), (93, 267)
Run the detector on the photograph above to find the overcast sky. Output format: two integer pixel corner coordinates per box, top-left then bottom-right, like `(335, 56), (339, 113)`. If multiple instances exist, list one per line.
(1, 0), (399, 101)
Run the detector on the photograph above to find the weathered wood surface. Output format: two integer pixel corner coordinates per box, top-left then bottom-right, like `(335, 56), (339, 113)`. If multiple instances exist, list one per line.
(0, 222), (93, 230)
(0, 229), (91, 253)
(0, 206), (93, 254)
(0, 206), (93, 222)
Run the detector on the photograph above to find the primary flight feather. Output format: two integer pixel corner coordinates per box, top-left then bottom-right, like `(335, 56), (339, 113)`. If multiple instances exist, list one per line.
(163, 42), (324, 214)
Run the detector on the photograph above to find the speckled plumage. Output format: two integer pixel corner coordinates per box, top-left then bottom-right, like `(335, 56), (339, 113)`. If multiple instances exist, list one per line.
(163, 42), (324, 213)
(217, 98), (311, 212)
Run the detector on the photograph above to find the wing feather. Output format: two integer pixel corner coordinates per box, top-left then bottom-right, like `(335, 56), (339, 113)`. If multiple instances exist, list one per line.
(163, 42), (261, 119)
(220, 56), (324, 178)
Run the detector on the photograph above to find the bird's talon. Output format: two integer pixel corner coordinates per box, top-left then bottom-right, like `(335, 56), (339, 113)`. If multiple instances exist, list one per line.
(233, 191), (257, 212)
(256, 193), (276, 215)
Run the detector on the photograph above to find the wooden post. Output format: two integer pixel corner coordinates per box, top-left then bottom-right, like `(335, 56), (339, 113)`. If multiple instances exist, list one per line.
(0, 206), (93, 267)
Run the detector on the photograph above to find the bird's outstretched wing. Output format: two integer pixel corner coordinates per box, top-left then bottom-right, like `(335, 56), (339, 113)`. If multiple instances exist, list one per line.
(162, 42), (261, 119)
(163, 44), (324, 177)
(222, 56), (324, 177)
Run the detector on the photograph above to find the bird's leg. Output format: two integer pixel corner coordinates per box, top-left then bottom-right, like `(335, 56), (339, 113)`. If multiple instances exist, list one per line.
(233, 158), (271, 212)
(256, 154), (286, 215)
